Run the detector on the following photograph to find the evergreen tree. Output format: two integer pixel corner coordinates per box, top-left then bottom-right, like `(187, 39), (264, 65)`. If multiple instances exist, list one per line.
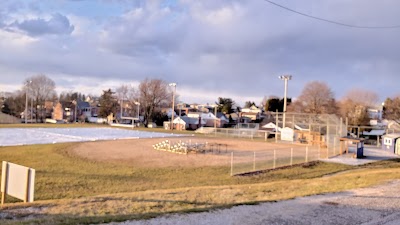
(216, 97), (235, 114)
(99, 89), (119, 118)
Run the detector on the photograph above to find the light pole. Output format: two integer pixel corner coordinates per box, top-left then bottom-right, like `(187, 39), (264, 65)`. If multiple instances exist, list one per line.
(169, 83), (177, 130)
(25, 80), (32, 124)
(30, 95), (33, 122)
(279, 75), (292, 128)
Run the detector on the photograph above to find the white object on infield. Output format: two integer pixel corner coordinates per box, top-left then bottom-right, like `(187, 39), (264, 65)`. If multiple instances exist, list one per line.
(1, 161), (35, 205)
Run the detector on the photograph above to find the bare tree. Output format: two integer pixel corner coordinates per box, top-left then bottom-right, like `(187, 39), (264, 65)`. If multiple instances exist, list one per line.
(138, 78), (172, 126)
(291, 81), (337, 114)
(383, 96), (400, 120)
(24, 74), (56, 122)
(339, 89), (379, 125)
(116, 84), (130, 117)
(343, 89), (378, 107)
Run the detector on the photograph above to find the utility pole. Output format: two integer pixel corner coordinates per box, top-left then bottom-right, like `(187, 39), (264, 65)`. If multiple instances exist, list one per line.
(134, 101), (140, 126)
(169, 83), (177, 130)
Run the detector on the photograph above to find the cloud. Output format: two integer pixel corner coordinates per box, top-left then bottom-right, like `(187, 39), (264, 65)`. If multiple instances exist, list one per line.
(2, 0), (400, 106)
(8, 13), (74, 36)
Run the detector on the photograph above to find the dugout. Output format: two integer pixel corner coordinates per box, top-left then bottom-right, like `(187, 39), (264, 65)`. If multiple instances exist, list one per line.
(339, 137), (365, 158)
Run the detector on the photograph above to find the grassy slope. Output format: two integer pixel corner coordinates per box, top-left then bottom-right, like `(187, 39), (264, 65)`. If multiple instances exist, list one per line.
(0, 143), (351, 200)
(0, 143), (400, 224)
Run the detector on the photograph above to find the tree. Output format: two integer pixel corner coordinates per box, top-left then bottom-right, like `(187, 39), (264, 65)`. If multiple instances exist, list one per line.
(292, 81), (337, 114)
(383, 97), (400, 120)
(339, 89), (378, 125)
(1, 91), (25, 117)
(98, 89), (119, 118)
(216, 97), (235, 114)
(24, 74), (57, 122)
(265, 96), (291, 112)
(244, 101), (255, 108)
(115, 84), (130, 117)
(137, 78), (172, 126)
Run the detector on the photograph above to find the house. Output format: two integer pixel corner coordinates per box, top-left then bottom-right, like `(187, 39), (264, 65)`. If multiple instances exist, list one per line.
(172, 116), (206, 130)
(239, 105), (263, 122)
(216, 112), (229, 127)
(386, 120), (400, 133)
(381, 133), (400, 153)
(77, 100), (100, 119)
(261, 122), (281, 132)
(239, 112), (260, 122)
(187, 112), (222, 127)
(52, 102), (64, 121)
(241, 105), (263, 114)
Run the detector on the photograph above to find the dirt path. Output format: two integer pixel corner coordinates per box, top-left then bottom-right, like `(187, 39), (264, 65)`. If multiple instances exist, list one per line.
(71, 137), (300, 168)
(102, 180), (400, 225)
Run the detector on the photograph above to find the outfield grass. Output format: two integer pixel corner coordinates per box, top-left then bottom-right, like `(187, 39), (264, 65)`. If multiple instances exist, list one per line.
(1, 143), (400, 224)
(0, 143), (351, 200)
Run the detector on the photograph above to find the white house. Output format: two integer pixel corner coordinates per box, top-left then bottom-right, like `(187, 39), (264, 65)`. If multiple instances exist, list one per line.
(172, 116), (206, 130)
(187, 112), (222, 127)
(241, 105), (263, 114)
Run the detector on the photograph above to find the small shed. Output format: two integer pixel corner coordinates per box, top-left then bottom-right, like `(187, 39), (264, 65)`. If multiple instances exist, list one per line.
(381, 133), (400, 153)
(281, 127), (296, 142)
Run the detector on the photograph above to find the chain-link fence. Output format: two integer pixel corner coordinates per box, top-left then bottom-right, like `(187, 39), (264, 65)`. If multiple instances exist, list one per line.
(230, 146), (321, 176)
(196, 127), (273, 141)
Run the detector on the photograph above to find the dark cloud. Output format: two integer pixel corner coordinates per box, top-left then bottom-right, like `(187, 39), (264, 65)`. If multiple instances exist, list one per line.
(9, 13), (74, 36)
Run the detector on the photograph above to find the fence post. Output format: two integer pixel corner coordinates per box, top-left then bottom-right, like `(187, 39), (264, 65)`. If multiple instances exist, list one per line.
(230, 152), (233, 176)
(273, 149), (276, 169)
(326, 146), (329, 159)
(334, 137), (336, 155)
(318, 144), (322, 159)
(290, 148), (293, 166)
(253, 152), (256, 171)
(305, 146), (308, 163)
(275, 110), (278, 143)
(318, 146), (320, 159)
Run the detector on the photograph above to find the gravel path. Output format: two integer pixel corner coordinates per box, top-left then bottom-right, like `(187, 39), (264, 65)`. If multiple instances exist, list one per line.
(103, 180), (400, 225)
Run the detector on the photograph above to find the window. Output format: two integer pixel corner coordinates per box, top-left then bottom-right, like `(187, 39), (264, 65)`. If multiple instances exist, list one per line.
(384, 138), (392, 145)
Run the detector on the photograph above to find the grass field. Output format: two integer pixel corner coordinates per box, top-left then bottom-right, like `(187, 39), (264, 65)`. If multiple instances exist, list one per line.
(1, 132), (400, 224)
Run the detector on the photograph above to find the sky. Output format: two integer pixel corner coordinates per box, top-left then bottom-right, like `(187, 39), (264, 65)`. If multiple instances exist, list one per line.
(0, 0), (400, 106)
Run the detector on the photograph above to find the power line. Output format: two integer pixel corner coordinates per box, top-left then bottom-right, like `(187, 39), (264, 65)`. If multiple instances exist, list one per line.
(264, 0), (400, 29)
